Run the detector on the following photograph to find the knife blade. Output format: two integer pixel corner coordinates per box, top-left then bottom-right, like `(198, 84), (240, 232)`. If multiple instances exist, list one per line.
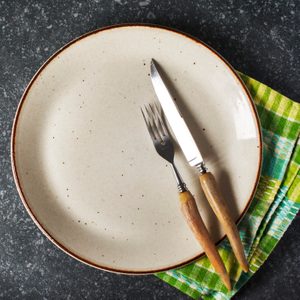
(150, 59), (204, 170)
(150, 58), (249, 273)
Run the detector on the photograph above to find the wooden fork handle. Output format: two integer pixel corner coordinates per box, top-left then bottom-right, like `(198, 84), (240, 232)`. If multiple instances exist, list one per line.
(199, 172), (249, 272)
(180, 191), (231, 290)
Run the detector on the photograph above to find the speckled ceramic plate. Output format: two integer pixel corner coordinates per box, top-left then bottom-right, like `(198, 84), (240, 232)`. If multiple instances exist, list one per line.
(11, 24), (262, 274)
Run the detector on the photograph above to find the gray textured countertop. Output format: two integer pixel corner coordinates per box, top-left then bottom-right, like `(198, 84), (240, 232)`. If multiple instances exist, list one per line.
(0, 1), (299, 299)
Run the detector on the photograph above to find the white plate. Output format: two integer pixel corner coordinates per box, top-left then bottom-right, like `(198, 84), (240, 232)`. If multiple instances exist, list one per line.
(12, 25), (262, 274)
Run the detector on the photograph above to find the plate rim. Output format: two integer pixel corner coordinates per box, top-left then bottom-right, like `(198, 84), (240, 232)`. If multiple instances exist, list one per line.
(11, 23), (263, 274)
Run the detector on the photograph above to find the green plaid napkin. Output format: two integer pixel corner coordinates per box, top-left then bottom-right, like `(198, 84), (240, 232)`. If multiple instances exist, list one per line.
(156, 74), (300, 299)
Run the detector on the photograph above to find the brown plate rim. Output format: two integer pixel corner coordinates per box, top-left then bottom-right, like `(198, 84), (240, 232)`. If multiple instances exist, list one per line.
(11, 23), (263, 275)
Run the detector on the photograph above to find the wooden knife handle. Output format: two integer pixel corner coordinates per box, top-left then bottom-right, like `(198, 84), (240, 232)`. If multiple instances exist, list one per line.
(180, 191), (231, 290)
(199, 172), (249, 272)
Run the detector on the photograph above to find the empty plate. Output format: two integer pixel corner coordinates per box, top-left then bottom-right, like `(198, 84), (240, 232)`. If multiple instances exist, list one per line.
(11, 25), (262, 273)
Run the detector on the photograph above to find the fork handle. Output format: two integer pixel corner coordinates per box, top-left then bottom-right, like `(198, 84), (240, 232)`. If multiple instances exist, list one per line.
(199, 172), (249, 272)
(179, 191), (231, 291)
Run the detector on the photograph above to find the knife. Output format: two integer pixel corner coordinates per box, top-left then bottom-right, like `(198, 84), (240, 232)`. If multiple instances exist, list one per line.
(150, 59), (249, 273)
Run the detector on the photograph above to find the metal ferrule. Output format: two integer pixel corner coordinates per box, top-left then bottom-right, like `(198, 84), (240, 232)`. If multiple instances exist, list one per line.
(195, 162), (207, 174)
(177, 182), (187, 193)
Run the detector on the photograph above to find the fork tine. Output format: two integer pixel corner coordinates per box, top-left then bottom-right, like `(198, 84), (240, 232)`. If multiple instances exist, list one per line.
(145, 104), (162, 142)
(141, 107), (157, 141)
(144, 105), (155, 134)
(153, 103), (168, 137)
(148, 104), (163, 141)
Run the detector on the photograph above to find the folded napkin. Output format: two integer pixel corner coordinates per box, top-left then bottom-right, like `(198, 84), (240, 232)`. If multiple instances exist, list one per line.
(156, 73), (300, 299)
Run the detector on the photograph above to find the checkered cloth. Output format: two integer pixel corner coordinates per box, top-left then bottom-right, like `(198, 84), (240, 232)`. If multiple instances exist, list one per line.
(156, 74), (300, 299)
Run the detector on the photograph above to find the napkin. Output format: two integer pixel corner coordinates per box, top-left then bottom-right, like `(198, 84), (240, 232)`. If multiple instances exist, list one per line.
(156, 73), (300, 299)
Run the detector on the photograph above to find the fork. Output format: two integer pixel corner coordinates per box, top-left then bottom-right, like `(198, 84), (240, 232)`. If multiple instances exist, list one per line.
(141, 103), (231, 291)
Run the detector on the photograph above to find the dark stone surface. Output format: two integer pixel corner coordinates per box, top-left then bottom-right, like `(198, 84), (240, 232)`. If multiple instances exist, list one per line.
(0, 0), (299, 299)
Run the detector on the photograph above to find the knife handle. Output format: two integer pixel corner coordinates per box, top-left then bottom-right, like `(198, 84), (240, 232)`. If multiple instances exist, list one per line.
(199, 172), (249, 272)
(179, 190), (231, 291)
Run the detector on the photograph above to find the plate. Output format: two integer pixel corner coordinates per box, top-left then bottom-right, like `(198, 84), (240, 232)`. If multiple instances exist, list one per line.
(11, 25), (262, 274)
